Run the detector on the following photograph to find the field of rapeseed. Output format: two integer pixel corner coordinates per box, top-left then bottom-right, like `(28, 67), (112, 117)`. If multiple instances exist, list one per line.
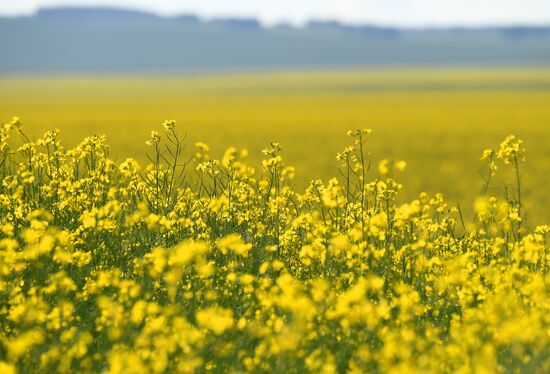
(0, 116), (548, 373)
(2, 69), (550, 222)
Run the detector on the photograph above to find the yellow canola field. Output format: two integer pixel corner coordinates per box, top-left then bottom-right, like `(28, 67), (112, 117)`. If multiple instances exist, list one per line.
(0, 116), (549, 373)
(1, 68), (549, 221)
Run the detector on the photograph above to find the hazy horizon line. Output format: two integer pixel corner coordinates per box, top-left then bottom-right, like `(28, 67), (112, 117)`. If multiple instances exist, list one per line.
(2, 4), (550, 29)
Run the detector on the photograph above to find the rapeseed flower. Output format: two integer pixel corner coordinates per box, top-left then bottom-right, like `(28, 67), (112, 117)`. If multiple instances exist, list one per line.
(0, 118), (548, 373)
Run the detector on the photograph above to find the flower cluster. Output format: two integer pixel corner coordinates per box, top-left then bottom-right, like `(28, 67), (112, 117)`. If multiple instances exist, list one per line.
(0, 117), (548, 373)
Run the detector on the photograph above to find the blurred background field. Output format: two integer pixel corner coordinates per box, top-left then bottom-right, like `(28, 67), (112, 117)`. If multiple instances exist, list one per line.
(1, 68), (549, 223)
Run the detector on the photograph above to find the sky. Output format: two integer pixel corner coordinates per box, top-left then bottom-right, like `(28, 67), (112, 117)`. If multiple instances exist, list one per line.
(0, 0), (549, 27)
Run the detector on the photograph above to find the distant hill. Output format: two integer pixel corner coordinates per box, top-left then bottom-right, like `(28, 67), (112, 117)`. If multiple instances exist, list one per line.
(35, 7), (159, 21)
(1, 6), (549, 74)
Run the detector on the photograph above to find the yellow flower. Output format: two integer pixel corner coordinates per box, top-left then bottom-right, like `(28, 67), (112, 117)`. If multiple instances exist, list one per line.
(395, 160), (407, 172)
(195, 307), (234, 335)
(162, 119), (176, 131)
(378, 159), (389, 175)
(218, 234), (252, 257)
(0, 362), (16, 374)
